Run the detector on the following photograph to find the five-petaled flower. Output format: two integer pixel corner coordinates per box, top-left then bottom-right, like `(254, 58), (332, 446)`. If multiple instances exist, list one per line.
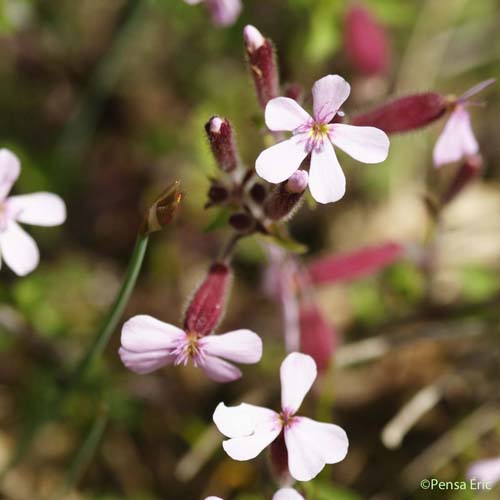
(184, 0), (242, 27)
(255, 74), (390, 204)
(119, 315), (262, 383)
(0, 149), (66, 276)
(213, 352), (349, 481)
(205, 488), (305, 500)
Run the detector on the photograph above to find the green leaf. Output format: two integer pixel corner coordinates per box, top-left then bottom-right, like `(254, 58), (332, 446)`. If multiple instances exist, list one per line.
(203, 207), (231, 233)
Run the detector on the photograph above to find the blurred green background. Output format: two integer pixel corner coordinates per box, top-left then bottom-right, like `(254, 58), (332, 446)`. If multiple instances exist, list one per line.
(0, 0), (499, 498)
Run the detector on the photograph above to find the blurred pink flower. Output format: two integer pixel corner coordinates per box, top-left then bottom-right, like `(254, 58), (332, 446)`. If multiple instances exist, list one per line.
(256, 75), (390, 204)
(119, 315), (262, 382)
(185, 0), (242, 27)
(433, 105), (478, 167)
(0, 149), (66, 276)
(467, 457), (500, 487)
(205, 489), (304, 500)
(213, 352), (348, 481)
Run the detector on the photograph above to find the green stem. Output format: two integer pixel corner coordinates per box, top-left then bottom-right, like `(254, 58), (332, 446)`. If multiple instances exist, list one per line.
(0, 234), (149, 481)
(51, 409), (109, 500)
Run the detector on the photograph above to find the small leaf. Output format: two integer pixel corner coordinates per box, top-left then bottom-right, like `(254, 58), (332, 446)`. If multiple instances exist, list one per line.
(204, 207), (231, 233)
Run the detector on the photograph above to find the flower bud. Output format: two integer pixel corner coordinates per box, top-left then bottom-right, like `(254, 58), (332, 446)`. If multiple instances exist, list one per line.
(249, 182), (267, 203)
(350, 93), (447, 133)
(307, 242), (403, 285)
(344, 4), (390, 76)
(284, 83), (303, 103)
(229, 212), (254, 232)
(205, 116), (239, 173)
(243, 25), (279, 108)
(442, 154), (483, 205)
(299, 303), (335, 373)
(263, 171), (308, 220)
(206, 182), (229, 207)
(141, 180), (182, 235)
(184, 262), (232, 336)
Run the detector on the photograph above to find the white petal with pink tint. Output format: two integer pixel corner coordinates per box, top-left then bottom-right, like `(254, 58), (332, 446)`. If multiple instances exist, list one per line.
(209, 0), (242, 27)
(8, 193), (67, 226)
(265, 97), (312, 131)
(121, 315), (185, 352)
(221, 424), (281, 460)
(200, 329), (262, 364)
(205, 497), (223, 500)
(467, 457), (500, 486)
(0, 220), (39, 276)
(0, 149), (21, 201)
(119, 347), (175, 374)
(280, 352), (317, 413)
(200, 355), (242, 382)
(330, 124), (390, 163)
(433, 106), (478, 167)
(273, 488), (305, 500)
(308, 140), (346, 204)
(213, 402), (278, 438)
(184, 0), (203, 4)
(285, 416), (349, 481)
(255, 135), (309, 184)
(312, 75), (351, 123)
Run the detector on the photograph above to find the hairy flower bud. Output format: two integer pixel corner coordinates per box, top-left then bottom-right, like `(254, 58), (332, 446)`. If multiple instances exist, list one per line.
(307, 242), (403, 285)
(442, 154), (483, 205)
(344, 4), (390, 76)
(205, 116), (239, 173)
(264, 171), (308, 220)
(284, 83), (303, 102)
(299, 304), (335, 373)
(142, 180), (182, 235)
(206, 182), (229, 207)
(183, 262), (232, 336)
(249, 182), (267, 203)
(351, 93), (447, 133)
(243, 25), (279, 108)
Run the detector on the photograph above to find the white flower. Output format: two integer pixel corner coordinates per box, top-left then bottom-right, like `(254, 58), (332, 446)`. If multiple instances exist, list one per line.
(255, 75), (390, 204)
(0, 149), (66, 276)
(204, 488), (305, 500)
(184, 0), (242, 27)
(119, 315), (262, 383)
(467, 456), (500, 487)
(213, 352), (349, 481)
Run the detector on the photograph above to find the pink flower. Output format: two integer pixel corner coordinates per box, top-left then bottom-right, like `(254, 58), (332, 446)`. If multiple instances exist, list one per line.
(467, 457), (500, 487)
(185, 0), (242, 27)
(119, 315), (262, 383)
(255, 75), (390, 204)
(433, 105), (478, 167)
(0, 149), (66, 276)
(213, 352), (348, 481)
(205, 489), (304, 500)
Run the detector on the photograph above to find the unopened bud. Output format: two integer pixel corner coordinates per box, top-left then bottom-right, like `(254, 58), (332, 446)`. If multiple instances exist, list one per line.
(263, 171), (308, 220)
(184, 262), (232, 336)
(142, 180), (182, 235)
(351, 93), (447, 134)
(229, 212), (254, 232)
(243, 25), (279, 108)
(299, 304), (335, 373)
(307, 242), (403, 285)
(344, 4), (390, 76)
(442, 154), (483, 205)
(205, 116), (239, 173)
(249, 182), (267, 203)
(207, 183), (229, 206)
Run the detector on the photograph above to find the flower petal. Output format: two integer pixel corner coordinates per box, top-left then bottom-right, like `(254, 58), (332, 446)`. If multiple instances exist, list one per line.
(0, 221), (39, 276)
(8, 192), (67, 226)
(467, 457), (500, 486)
(209, 0), (242, 27)
(255, 136), (309, 184)
(0, 149), (21, 201)
(308, 140), (346, 204)
(121, 315), (185, 352)
(200, 355), (242, 383)
(312, 75), (351, 123)
(213, 402), (278, 438)
(273, 488), (305, 500)
(200, 329), (263, 364)
(205, 497), (224, 500)
(433, 107), (478, 167)
(280, 352), (317, 414)
(265, 97), (312, 132)
(119, 347), (175, 374)
(285, 417), (349, 481)
(330, 123), (389, 163)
